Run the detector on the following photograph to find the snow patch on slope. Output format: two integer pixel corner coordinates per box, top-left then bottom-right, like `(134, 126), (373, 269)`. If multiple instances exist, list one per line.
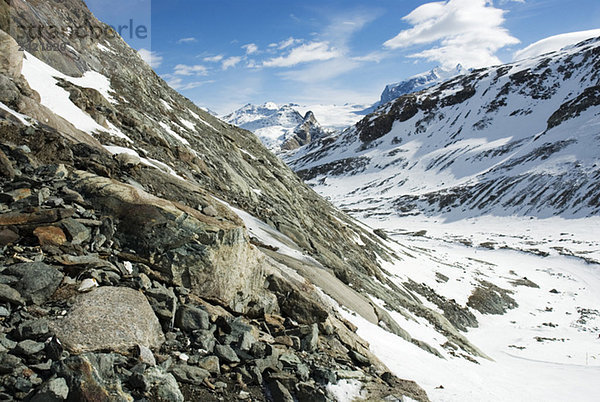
(335, 217), (600, 401)
(0, 101), (31, 125)
(20, 52), (129, 142)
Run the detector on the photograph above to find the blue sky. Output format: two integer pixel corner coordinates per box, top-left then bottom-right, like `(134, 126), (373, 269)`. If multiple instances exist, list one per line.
(86, 0), (600, 114)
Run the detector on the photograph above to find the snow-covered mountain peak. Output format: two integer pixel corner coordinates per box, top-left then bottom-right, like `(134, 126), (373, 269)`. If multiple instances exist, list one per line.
(263, 101), (279, 109)
(223, 102), (331, 151)
(379, 64), (470, 105)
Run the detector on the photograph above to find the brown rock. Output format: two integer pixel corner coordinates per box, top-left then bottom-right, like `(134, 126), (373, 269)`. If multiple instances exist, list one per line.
(0, 30), (23, 78)
(274, 336), (294, 347)
(197, 356), (220, 375)
(0, 228), (18, 246)
(0, 208), (73, 226)
(33, 226), (67, 247)
(3, 188), (31, 201)
(0, 149), (14, 179)
(264, 314), (285, 331)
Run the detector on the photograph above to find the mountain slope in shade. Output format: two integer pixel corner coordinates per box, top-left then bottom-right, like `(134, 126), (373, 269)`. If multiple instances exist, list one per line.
(287, 36), (600, 220)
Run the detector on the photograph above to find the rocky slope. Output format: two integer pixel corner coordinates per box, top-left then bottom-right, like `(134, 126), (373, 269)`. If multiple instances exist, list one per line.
(223, 103), (329, 151)
(0, 0), (512, 400)
(286, 37), (600, 220)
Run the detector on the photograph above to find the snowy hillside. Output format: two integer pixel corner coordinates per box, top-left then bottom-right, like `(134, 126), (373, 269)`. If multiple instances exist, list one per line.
(379, 64), (469, 105)
(339, 214), (600, 401)
(287, 36), (600, 220)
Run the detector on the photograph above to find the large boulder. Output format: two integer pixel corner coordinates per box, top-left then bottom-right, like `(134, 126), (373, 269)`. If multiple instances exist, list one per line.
(51, 286), (164, 354)
(71, 170), (272, 313)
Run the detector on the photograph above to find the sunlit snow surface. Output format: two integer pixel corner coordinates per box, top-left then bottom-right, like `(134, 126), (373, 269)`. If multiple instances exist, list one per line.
(20, 52), (131, 141)
(337, 215), (600, 401)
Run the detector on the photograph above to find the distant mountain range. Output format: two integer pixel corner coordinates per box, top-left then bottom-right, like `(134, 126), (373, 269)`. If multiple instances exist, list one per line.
(222, 102), (330, 150)
(225, 65), (469, 150)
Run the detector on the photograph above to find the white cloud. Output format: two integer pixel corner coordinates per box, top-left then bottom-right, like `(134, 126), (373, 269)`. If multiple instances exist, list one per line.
(513, 29), (600, 61)
(261, 12), (379, 81)
(222, 56), (242, 70)
(242, 43), (258, 55)
(138, 48), (163, 69)
(167, 77), (212, 91)
(177, 37), (197, 44)
(174, 64), (208, 76)
(277, 37), (303, 50)
(384, 0), (520, 68)
(203, 54), (224, 63)
(262, 41), (341, 68)
(351, 50), (389, 63)
(279, 58), (360, 83)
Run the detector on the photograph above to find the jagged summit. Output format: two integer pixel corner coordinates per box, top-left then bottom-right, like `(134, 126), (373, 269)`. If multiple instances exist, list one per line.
(280, 110), (327, 151)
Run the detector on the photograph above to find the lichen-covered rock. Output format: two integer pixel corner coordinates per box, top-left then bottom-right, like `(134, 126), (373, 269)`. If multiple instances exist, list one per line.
(144, 367), (184, 402)
(53, 353), (132, 402)
(51, 286), (164, 354)
(71, 170), (272, 313)
(3, 262), (63, 305)
(30, 377), (69, 402)
(0, 30), (23, 78)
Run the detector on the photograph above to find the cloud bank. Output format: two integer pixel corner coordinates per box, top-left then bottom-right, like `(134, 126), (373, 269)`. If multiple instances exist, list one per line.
(384, 0), (519, 69)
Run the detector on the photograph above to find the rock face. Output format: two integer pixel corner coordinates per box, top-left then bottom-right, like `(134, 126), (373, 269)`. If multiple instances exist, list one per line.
(3, 262), (63, 305)
(467, 282), (518, 315)
(287, 37), (600, 219)
(0, 146), (431, 401)
(281, 111), (327, 151)
(51, 286), (165, 354)
(0, 30), (22, 78)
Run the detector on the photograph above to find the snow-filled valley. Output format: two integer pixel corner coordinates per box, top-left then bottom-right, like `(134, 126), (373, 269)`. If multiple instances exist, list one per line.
(341, 215), (600, 401)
